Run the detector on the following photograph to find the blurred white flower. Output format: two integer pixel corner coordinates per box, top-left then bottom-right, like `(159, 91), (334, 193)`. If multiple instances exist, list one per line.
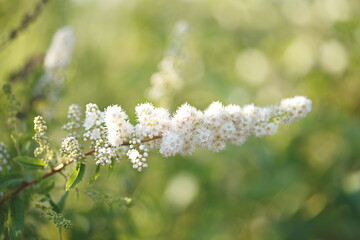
(44, 26), (75, 70)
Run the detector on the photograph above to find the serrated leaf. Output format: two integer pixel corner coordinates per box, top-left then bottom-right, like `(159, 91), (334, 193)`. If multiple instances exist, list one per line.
(89, 165), (101, 185)
(66, 163), (85, 191)
(10, 196), (25, 232)
(0, 174), (23, 191)
(14, 156), (46, 168)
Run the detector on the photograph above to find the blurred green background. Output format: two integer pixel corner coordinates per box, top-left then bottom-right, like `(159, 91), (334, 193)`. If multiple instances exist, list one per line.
(1, 0), (360, 239)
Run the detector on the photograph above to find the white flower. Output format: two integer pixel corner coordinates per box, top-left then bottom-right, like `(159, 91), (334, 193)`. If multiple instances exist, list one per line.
(127, 149), (140, 162)
(160, 132), (184, 157)
(105, 105), (134, 147)
(280, 96), (312, 124)
(135, 103), (170, 138)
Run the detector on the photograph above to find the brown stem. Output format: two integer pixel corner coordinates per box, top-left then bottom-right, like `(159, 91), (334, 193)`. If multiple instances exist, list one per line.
(0, 136), (161, 205)
(0, 0), (50, 53)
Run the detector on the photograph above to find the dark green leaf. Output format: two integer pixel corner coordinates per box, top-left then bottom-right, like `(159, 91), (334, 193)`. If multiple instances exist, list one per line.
(66, 163), (85, 191)
(0, 174), (23, 191)
(36, 179), (55, 194)
(10, 196), (24, 232)
(14, 156), (46, 168)
(0, 208), (6, 236)
(57, 192), (69, 212)
(89, 165), (101, 185)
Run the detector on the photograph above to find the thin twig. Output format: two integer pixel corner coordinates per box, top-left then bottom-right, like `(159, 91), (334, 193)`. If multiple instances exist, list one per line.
(0, 136), (162, 205)
(0, 0), (49, 53)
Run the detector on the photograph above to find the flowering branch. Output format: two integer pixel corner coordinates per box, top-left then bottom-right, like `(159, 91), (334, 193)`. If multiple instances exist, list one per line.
(0, 96), (311, 205)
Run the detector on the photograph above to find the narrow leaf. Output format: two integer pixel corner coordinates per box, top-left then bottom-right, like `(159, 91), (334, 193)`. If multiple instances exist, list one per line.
(10, 196), (25, 232)
(108, 158), (115, 176)
(0, 209), (5, 236)
(66, 163), (85, 191)
(57, 192), (69, 212)
(0, 174), (23, 190)
(14, 156), (46, 168)
(36, 179), (55, 194)
(47, 197), (60, 213)
(89, 165), (101, 185)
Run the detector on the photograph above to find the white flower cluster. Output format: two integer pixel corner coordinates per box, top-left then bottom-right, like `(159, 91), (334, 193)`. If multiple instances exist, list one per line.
(105, 96), (311, 162)
(280, 96), (313, 124)
(83, 103), (106, 142)
(134, 103), (170, 139)
(0, 142), (11, 172)
(147, 21), (190, 107)
(61, 137), (85, 162)
(33, 116), (55, 165)
(62, 104), (82, 138)
(83, 104), (122, 166)
(104, 105), (133, 147)
(44, 26), (75, 70)
(159, 96), (311, 156)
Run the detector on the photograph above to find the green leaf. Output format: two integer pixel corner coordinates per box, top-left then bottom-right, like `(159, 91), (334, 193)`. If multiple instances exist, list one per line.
(14, 156), (46, 168)
(66, 163), (85, 191)
(36, 179), (55, 194)
(0, 208), (6, 236)
(0, 174), (23, 191)
(89, 165), (101, 185)
(47, 196), (60, 213)
(108, 158), (115, 176)
(10, 196), (25, 232)
(57, 192), (69, 212)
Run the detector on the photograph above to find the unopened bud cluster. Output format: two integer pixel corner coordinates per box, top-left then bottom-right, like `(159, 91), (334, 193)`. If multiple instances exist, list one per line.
(93, 139), (118, 166)
(62, 104), (82, 138)
(33, 116), (55, 164)
(61, 137), (85, 162)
